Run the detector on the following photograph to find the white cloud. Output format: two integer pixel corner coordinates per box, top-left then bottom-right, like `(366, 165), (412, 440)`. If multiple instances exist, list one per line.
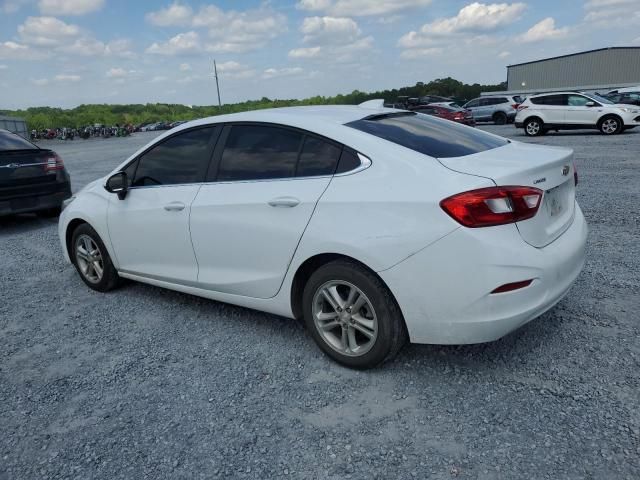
(288, 46), (322, 58)
(297, 0), (432, 17)
(517, 17), (569, 43)
(583, 0), (639, 26)
(146, 2), (193, 27)
(0, 64), (7, 69)
(146, 31), (200, 56)
(54, 73), (81, 82)
(18, 16), (81, 46)
(31, 77), (49, 86)
(1, 0), (31, 13)
(301, 16), (361, 43)
(498, 50), (510, 58)
(151, 75), (168, 83)
(400, 46), (442, 59)
(179, 62), (191, 71)
(413, 2), (526, 37)
(106, 67), (127, 78)
(0, 40), (32, 59)
(144, 3), (287, 53)
(38, 0), (104, 15)
(215, 60), (255, 79)
(263, 67), (304, 79)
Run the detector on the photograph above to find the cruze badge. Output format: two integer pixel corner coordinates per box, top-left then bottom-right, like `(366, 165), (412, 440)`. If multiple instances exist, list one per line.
(533, 177), (546, 184)
(562, 165), (570, 176)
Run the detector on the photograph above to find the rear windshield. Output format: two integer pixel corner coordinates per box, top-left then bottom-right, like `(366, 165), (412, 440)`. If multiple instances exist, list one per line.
(346, 112), (507, 158)
(0, 130), (38, 151)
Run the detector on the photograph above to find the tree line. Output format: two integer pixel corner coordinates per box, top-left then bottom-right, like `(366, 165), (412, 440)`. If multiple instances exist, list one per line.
(1, 77), (506, 131)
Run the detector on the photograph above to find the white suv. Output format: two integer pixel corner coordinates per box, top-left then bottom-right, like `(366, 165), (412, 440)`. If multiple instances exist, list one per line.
(515, 92), (640, 136)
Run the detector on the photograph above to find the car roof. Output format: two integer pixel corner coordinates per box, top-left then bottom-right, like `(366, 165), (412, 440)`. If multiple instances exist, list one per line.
(187, 105), (399, 128)
(615, 86), (640, 93)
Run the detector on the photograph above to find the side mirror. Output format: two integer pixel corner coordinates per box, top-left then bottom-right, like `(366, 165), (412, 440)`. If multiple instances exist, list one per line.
(585, 101), (596, 107)
(105, 171), (128, 200)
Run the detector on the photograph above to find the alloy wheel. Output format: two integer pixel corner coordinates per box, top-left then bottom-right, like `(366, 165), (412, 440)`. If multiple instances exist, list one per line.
(75, 234), (104, 284)
(526, 121), (540, 135)
(312, 281), (378, 357)
(601, 118), (618, 134)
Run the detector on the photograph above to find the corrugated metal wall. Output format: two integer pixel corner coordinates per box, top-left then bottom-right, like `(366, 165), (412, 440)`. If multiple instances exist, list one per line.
(508, 48), (640, 90)
(0, 116), (28, 139)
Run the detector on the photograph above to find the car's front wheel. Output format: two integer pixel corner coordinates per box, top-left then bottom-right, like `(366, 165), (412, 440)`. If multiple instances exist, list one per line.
(302, 259), (407, 369)
(524, 117), (545, 136)
(71, 223), (120, 292)
(599, 115), (623, 135)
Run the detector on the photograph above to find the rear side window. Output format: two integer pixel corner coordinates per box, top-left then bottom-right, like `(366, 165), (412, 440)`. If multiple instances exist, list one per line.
(465, 99), (480, 108)
(296, 136), (341, 177)
(0, 130), (38, 151)
(512, 96), (523, 104)
(217, 125), (303, 181)
(132, 127), (216, 187)
(530, 95), (566, 106)
(346, 112), (508, 159)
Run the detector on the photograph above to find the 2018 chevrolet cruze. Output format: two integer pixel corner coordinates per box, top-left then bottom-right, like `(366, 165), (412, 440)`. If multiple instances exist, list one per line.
(59, 104), (588, 369)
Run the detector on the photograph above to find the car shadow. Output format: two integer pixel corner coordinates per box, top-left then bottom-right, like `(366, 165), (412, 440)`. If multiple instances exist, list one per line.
(0, 213), (59, 235)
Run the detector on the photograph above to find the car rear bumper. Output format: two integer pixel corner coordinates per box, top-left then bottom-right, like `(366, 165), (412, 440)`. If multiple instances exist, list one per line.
(379, 203), (588, 344)
(0, 180), (72, 216)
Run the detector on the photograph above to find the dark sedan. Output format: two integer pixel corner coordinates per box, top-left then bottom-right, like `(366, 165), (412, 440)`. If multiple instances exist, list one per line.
(0, 129), (71, 217)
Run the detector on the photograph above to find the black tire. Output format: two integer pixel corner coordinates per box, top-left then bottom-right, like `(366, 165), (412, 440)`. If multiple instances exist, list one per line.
(524, 117), (544, 136)
(70, 223), (120, 292)
(302, 259), (407, 369)
(37, 206), (62, 218)
(493, 111), (507, 125)
(598, 115), (623, 135)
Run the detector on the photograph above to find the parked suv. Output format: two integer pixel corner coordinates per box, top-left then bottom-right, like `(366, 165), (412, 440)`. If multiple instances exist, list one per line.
(515, 92), (640, 136)
(604, 86), (640, 107)
(462, 95), (522, 124)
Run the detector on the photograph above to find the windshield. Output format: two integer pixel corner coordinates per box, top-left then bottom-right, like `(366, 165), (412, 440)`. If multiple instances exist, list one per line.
(587, 93), (614, 105)
(346, 112), (508, 158)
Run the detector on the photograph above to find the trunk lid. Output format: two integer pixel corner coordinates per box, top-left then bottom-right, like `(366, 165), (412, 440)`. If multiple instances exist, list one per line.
(438, 141), (576, 248)
(0, 149), (58, 188)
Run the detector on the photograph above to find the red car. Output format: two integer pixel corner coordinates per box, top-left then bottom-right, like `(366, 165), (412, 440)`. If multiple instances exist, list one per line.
(410, 104), (476, 126)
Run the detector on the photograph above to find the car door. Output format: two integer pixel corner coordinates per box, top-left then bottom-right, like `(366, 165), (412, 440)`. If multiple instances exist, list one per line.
(107, 126), (219, 283)
(189, 124), (342, 299)
(565, 94), (600, 125)
(532, 94), (567, 124)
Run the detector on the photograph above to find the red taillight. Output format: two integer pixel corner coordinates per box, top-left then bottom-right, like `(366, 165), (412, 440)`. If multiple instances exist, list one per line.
(573, 161), (578, 186)
(440, 186), (543, 228)
(511, 103), (520, 110)
(491, 279), (533, 294)
(44, 153), (64, 172)
(517, 105), (528, 111)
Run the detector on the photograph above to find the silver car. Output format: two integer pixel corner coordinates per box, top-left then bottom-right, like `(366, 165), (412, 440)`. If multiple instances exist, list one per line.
(463, 95), (523, 124)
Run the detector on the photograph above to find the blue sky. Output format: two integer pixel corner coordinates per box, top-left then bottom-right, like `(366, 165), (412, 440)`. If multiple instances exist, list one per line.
(0, 0), (638, 108)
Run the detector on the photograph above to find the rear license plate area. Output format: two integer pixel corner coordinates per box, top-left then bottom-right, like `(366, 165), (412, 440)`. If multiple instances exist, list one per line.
(544, 185), (565, 217)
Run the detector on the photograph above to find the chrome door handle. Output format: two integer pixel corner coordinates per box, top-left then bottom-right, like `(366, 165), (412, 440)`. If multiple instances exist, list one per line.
(268, 197), (300, 208)
(164, 202), (186, 211)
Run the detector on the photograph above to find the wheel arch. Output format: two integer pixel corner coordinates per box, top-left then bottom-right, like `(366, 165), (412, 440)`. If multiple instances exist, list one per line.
(65, 218), (89, 260)
(598, 113), (624, 128)
(289, 253), (406, 332)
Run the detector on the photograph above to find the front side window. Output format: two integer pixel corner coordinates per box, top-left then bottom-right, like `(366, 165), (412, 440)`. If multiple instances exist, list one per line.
(465, 99), (479, 108)
(217, 125), (303, 181)
(346, 112), (508, 159)
(296, 136), (341, 177)
(567, 95), (591, 107)
(132, 127), (216, 187)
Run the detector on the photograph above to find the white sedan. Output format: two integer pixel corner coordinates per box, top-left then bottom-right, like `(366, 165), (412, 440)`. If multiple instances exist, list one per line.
(59, 104), (588, 369)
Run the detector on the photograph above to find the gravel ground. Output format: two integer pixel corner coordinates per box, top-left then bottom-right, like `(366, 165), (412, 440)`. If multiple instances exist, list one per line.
(1, 126), (639, 479)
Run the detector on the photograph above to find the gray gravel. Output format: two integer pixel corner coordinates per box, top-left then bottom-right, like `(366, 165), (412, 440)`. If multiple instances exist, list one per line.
(1, 126), (639, 479)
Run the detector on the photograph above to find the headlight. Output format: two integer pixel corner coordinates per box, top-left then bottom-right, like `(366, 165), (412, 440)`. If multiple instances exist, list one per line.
(619, 107), (639, 113)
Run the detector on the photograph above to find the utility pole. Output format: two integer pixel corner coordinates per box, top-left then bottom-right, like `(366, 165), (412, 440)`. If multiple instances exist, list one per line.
(213, 59), (222, 108)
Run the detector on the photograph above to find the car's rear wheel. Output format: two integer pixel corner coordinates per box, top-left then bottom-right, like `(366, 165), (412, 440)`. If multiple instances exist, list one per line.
(524, 118), (544, 136)
(302, 259), (407, 369)
(71, 223), (120, 292)
(493, 112), (507, 125)
(599, 115), (623, 135)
